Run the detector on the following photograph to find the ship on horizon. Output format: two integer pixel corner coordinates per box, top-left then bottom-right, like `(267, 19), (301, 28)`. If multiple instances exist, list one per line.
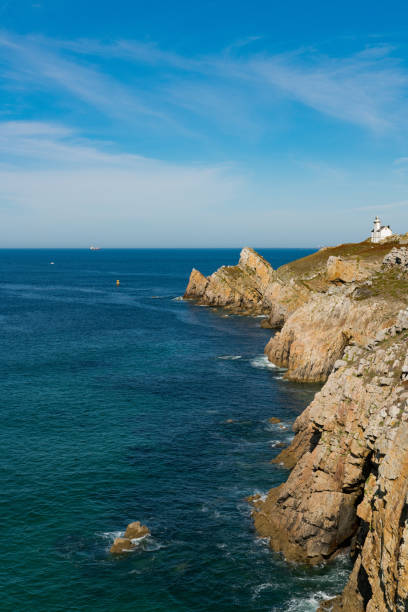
(89, 245), (101, 251)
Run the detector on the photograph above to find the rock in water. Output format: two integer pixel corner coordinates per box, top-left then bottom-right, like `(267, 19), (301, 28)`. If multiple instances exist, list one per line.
(109, 521), (150, 553)
(124, 521), (150, 539)
(110, 537), (134, 554)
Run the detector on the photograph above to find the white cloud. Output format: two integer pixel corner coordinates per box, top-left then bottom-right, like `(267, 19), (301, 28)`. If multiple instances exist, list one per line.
(0, 120), (148, 166)
(0, 32), (166, 123)
(244, 49), (408, 131)
(2, 119), (402, 248)
(1, 31), (408, 136)
(0, 120), (257, 246)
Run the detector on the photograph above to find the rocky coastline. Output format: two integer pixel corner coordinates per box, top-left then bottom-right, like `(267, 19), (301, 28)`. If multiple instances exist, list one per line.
(185, 238), (408, 611)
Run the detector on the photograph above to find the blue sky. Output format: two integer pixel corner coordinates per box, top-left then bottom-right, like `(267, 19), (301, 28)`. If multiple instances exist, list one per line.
(2, 0), (408, 247)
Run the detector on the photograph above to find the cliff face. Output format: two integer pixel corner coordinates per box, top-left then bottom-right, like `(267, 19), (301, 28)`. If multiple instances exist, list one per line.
(253, 310), (408, 610)
(185, 241), (405, 381)
(264, 289), (402, 382)
(185, 240), (408, 610)
(264, 242), (408, 382)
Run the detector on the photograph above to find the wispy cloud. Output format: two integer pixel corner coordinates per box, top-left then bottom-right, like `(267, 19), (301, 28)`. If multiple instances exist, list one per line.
(2, 119), (406, 246)
(0, 32), (166, 123)
(0, 120), (254, 246)
(0, 120), (148, 166)
(1, 30), (408, 138)
(244, 47), (408, 131)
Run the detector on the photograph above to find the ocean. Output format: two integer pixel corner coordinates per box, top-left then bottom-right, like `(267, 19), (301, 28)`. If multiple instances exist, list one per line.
(1, 248), (351, 611)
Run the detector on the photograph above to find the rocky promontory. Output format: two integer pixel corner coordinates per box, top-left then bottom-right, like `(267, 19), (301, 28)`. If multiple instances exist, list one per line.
(185, 240), (407, 382)
(184, 246), (275, 314)
(185, 237), (408, 610)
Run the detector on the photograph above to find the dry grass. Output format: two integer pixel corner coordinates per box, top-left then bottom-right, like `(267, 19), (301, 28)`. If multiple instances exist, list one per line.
(277, 239), (400, 279)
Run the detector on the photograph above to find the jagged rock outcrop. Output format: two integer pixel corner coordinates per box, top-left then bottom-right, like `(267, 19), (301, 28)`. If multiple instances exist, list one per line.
(183, 247), (275, 314)
(264, 289), (403, 382)
(184, 268), (208, 298)
(326, 254), (383, 284)
(327, 256), (360, 283)
(383, 247), (408, 270)
(184, 240), (408, 609)
(262, 279), (310, 327)
(185, 240), (403, 379)
(253, 310), (408, 609)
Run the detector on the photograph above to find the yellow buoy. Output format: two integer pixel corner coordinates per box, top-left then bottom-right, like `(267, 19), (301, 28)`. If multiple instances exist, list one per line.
(116, 279), (120, 286)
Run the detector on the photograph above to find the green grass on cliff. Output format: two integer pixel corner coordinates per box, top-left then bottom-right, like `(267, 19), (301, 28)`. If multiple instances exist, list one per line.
(357, 269), (408, 302)
(277, 239), (400, 280)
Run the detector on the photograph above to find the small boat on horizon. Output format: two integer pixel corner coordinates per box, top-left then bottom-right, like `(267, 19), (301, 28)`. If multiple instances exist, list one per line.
(89, 245), (101, 251)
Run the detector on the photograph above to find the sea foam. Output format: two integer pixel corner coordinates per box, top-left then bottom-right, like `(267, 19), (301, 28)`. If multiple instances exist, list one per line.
(285, 591), (333, 611)
(250, 355), (282, 370)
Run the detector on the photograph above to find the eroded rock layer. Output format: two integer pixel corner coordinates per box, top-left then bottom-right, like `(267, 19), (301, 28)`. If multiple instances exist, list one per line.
(264, 289), (403, 382)
(184, 247), (275, 314)
(256, 311), (408, 610)
(185, 240), (408, 382)
(185, 239), (408, 610)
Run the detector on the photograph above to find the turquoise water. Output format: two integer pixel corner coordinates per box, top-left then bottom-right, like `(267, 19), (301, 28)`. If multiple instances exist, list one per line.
(1, 249), (350, 611)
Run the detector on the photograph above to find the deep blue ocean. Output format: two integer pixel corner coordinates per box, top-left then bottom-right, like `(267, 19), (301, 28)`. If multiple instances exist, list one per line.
(1, 249), (350, 611)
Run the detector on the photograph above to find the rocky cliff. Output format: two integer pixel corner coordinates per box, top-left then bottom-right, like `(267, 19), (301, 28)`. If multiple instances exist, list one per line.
(264, 286), (403, 382)
(184, 247), (275, 314)
(185, 240), (406, 382)
(257, 309), (408, 611)
(185, 239), (408, 610)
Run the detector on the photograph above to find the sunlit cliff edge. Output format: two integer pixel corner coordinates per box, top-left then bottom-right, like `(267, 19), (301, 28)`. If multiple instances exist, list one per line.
(185, 236), (408, 611)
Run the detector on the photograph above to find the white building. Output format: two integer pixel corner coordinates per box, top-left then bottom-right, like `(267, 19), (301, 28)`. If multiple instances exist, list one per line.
(371, 216), (393, 243)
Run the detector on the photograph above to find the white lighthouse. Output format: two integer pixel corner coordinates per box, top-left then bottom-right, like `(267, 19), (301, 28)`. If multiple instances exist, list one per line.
(371, 216), (393, 243)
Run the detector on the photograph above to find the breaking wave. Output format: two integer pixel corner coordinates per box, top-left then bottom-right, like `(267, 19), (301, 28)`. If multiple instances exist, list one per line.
(250, 355), (283, 370)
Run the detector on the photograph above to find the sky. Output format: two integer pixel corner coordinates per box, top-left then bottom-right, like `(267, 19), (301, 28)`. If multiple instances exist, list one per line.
(2, 1), (408, 247)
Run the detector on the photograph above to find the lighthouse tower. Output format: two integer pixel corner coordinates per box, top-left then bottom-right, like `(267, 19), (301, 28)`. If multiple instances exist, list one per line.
(371, 216), (393, 243)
